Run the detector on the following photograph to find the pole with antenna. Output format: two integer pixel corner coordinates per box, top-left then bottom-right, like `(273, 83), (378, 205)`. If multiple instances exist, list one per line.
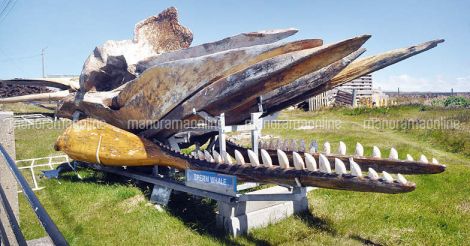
(41, 47), (47, 78)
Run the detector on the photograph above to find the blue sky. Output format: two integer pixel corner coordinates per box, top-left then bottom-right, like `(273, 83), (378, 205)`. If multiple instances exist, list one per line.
(0, 0), (469, 91)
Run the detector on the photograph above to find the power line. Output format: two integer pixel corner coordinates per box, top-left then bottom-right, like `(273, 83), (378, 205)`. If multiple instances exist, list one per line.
(0, 0), (17, 24)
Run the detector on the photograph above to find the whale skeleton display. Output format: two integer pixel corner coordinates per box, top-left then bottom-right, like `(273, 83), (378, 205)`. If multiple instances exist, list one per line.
(1, 7), (445, 194)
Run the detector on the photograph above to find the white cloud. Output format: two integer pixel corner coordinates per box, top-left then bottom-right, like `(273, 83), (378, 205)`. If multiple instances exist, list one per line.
(375, 74), (470, 92)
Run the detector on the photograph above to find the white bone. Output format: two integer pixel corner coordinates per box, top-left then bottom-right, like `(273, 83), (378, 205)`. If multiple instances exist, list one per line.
(338, 141), (347, 155)
(247, 149), (260, 167)
(292, 151), (305, 170)
(212, 150), (223, 164)
(334, 158), (347, 175)
(372, 146), (381, 158)
(432, 158), (439, 164)
(277, 149), (290, 168)
(355, 142), (364, 156)
(324, 141), (331, 155)
(368, 168), (379, 180)
(191, 151), (196, 158)
(222, 151), (233, 164)
(406, 154), (414, 161)
(389, 147), (399, 160)
(397, 174), (408, 185)
(419, 154), (428, 163)
(382, 171), (394, 183)
(309, 146), (316, 154)
(234, 150), (245, 165)
(260, 149), (273, 167)
(349, 158), (362, 177)
(304, 153), (317, 171)
(204, 150), (215, 163)
(319, 154), (331, 173)
(197, 150), (205, 160)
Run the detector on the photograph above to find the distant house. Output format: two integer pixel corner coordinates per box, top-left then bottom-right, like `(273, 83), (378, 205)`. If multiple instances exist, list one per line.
(306, 74), (389, 110)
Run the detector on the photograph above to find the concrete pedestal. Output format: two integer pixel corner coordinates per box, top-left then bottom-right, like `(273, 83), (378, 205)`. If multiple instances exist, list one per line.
(0, 111), (19, 244)
(216, 186), (310, 237)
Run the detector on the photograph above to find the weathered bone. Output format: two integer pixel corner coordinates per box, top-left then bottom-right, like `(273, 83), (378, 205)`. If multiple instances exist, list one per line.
(406, 154), (414, 161)
(135, 28), (300, 73)
(0, 90), (70, 103)
(55, 119), (416, 194)
(265, 40), (444, 113)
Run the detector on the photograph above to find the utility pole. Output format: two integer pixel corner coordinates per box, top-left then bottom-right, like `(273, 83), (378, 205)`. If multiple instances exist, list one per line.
(41, 47), (46, 78)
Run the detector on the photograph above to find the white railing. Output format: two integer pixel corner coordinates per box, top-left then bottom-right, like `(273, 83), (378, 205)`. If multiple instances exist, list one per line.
(13, 114), (54, 127)
(16, 155), (77, 192)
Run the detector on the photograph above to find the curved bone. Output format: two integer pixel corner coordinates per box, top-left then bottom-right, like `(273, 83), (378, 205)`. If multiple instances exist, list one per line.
(292, 152), (305, 170)
(57, 119), (415, 194)
(260, 39), (445, 114)
(0, 90), (70, 103)
(136, 28), (300, 73)
(247, 149), (260, 167)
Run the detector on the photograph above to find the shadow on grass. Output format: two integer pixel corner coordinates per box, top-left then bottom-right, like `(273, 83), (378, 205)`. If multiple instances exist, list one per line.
(296, 210), (382, 245)
(59, 168), (269, 245)
(166, 192), (270, 246)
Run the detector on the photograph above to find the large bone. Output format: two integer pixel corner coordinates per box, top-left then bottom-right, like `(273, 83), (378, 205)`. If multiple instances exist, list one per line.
(225, 48), (365, 124)
(56, 39), (323, 129)
(144, 35), (370, 138)
(79, 7), (193, 92)
(136, 28), (299, 73)
(55, 119), (415, 194)
(263, 39), (445, 114)
(0, 90), (70, 103)
(115, 39), (322, 125)
(223, 141), (445, 174)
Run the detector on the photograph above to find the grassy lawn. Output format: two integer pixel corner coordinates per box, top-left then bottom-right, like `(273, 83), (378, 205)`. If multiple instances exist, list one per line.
(13, 105), (470, 245)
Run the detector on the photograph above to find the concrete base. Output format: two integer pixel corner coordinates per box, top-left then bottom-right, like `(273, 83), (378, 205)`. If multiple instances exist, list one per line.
(216, 186), (311, 237)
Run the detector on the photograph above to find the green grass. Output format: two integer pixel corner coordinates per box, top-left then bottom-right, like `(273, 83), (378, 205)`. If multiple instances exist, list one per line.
(14, 105), (470, 245)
